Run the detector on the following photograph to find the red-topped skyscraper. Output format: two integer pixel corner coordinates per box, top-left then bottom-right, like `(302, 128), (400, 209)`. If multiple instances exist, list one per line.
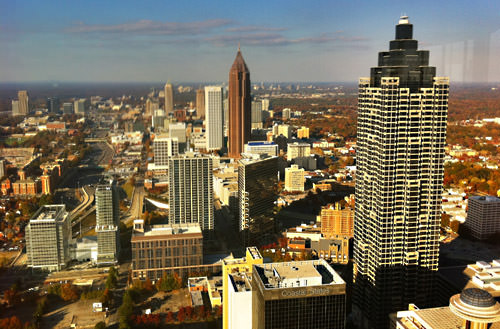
(228, 45), (251, 159)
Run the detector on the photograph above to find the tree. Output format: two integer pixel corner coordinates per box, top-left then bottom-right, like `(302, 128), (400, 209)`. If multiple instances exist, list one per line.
(3, 288), (19, 306)
(165, 312), (175, 324)
(185, 306), (194, 320)
(100, 288), (113, 307)
(94, 322), (106, 329)
(143, 278), (153, 292)
(106, 267), (118, 289)
(60, 283), (79, 301)
(118, 291), (134, 329)
(177, 307), (186, 323)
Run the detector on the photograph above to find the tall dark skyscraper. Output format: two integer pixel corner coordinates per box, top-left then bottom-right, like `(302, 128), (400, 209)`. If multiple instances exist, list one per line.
(46, 97), (60, 113)
(353, 16), (449, 328)
(228, 46), (251, 159)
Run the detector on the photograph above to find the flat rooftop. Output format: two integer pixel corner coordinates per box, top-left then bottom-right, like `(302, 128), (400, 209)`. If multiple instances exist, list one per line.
(31, 204), (66, 222)
(470, 195), (500, 204)
(229, 272), (252, 293)
(132, 223), (202, 238)
(254, 259), (345, 290)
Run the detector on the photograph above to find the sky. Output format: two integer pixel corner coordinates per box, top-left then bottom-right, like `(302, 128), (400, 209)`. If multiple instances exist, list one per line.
(1, 0), (499, 83)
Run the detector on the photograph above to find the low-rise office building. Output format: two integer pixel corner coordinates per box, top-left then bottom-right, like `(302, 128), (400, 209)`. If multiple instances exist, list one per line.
(464, 195), (500, 240)
(252, 259), (346, 329)
(131, 220), (206, 280)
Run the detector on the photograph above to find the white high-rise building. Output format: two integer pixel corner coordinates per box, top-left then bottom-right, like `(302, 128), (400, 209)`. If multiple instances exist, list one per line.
(168, 153), (214, 232)
(353, 16), (449, 328)
(154, 135), (179, 166)
(96, 184), (120, 265)
(11, 100), (20, 116)
(205, 86), (224, 151)
(26, 205), (71, 272)
(285, 165), (305, 192)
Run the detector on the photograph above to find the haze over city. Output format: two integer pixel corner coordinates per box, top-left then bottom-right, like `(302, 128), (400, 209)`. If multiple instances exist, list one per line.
(1, 1), (500, 329)
(2, 0), (500, 82)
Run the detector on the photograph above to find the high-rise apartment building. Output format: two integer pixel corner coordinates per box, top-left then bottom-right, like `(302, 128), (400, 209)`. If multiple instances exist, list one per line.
(252, 259), (346, 329)
(297, 127), (310, 139)
(287, 142), (311, 160)
(319, 203), (354, 238)
(464, 195), (500, 240)
(168, 153), (214, 232)
(228, 47), (251, 158)
(251, 100), (263, 129)
(196, 89), (205, 118)
(74, 98), (88, 115)
(238, 156), (278, 245)
(284, 164), (305, 192)
(11, 100), (20, 116)
(261, 99), (269, 111)
(353, 16), (449, 328)
(18, 90), (29, 116)
(26, 205), (71, 272)
(164, 82), (174, 114)
(96, 184), (120, 265)
(154, 135), (179, 166)
(205, 86), (224, 151)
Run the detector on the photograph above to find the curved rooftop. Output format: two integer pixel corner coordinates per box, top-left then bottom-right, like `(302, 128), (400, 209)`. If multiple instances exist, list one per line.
(449, 288), (500, 324)
(460, 288), (496, 308)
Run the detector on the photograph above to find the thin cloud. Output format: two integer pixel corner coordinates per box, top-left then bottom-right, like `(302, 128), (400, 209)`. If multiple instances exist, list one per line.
(65, 19), (233, 35)
(226, 25), (287, 33)
(207, 32), (368, 47)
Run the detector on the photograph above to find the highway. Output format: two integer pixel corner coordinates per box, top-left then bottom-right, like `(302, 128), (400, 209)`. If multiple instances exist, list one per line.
(124, 177), (145, 225)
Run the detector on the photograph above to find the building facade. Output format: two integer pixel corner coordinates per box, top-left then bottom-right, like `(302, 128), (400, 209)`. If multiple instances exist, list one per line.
(196, 88), (205, 118)
(26, 205), (70, 272)
(164, 82), (174, 114)
(168, 153), (214, 232)
(95, 184), (120, 265)
(18, 90), (29, 116)
(284, 164), (305, 192)
(353, 16), (449, 328)
(131, 220), (205, 280)
(205, 86), (224, 151)
(223, 247), (263, 329)
(252, 259), (346, 329)
(251, 100), (263, 129)
(464, 195), (500, 240)
(287, 142), (311, 160)
(319, 203), (354, 238)
(154, 135), (179, 166)
(228, 47), (251, 158)
(244, 141), (278, 157)
(238, 156), (278, 245)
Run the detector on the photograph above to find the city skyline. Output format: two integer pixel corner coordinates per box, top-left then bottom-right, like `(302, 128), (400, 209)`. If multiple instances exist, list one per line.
(2, 0), (499, 83)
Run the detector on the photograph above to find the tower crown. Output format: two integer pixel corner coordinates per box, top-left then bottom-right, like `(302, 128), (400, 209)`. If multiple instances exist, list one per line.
(231, 47), (249, 72)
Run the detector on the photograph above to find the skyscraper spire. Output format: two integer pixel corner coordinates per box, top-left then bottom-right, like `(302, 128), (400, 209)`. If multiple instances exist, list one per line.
(228, 47), (251, 159)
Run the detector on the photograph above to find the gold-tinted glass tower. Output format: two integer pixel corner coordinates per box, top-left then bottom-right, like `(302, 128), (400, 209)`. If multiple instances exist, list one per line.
(228, 46), (251, 159)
